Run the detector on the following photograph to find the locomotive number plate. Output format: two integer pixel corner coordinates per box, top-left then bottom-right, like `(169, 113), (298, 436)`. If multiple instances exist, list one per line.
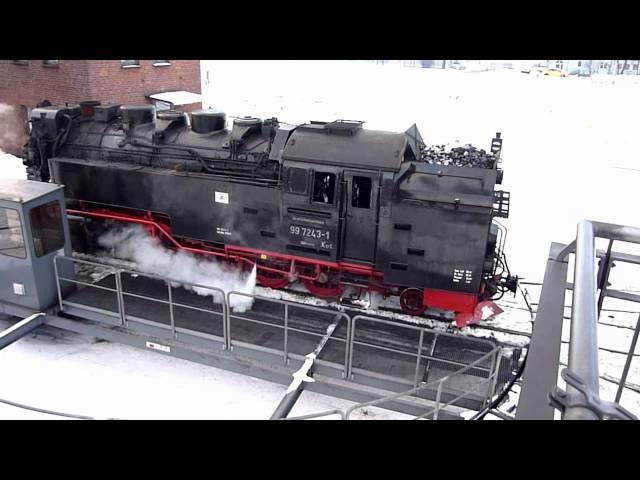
(290, 225), (330, 240)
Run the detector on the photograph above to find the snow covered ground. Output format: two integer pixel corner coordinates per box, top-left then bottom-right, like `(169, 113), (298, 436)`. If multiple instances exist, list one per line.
(1, 60), (640, 419)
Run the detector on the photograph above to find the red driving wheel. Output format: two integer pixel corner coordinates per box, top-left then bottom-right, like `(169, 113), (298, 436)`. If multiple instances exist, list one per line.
(256, 270), (290, 289)
(302, 274), (343, 299)
(400, 288), (426, 316)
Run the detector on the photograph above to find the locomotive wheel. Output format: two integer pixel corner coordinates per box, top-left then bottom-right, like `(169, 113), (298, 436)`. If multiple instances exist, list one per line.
(302, 275), (343, 299)
(257, 270), (290, 289)
(399, 288), (426, 316)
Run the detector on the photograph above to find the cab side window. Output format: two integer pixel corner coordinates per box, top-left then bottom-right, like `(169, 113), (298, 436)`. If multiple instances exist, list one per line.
(351, 176), (372, 209)
(0, 208), (26, 258)
(29, 201), (65, 257)
(312, 172), (336, 204)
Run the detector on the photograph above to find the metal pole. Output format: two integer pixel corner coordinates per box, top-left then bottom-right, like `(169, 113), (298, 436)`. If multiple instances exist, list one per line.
(270, 314), (342, 420)
(167, 282), (176, 339)
(0, 313), (46, 350)
(434, 381), (444, 420)
(565, 220), (600, 420)
(115, 270), (126, 327)
(53, 257), (64, 312)
(486, 349), (502, 407)
(615, 313), (640, 403)
(413, 330), (425, 388)
(597, 239), (614, 315)
(284, 303), (289, 365)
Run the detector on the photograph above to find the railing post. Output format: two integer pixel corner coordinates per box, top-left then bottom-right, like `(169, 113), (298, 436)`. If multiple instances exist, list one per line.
(53, 256), (64, 312)
(283, 303), (289, 365)
(413, 329), (425, 388)
(347, 316), (357, 379)
(434, 380), (444, 420)
(114, 269), (126, 327)
(597, 239), (614, 316)
(615, 313), (640, 403)
(342, 315), (350, 379)
(485, 349), (502, 407)
(225, 292), (232, 351)
(222, 291), (228, 351)
(167, 282), (176, 339)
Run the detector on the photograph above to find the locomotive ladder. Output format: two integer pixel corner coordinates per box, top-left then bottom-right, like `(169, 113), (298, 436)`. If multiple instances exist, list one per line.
(270, 314), (343, 419)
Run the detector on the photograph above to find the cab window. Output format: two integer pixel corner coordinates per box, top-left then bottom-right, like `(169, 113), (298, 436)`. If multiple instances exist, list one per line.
(312, 172), (336, 204)
(0, 208), (26, 258)
(29, 201), (65, 257)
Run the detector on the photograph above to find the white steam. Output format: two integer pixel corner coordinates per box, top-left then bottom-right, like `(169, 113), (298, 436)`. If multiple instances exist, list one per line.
(98, 225), (257, 312)
(0, 103), (19, 152)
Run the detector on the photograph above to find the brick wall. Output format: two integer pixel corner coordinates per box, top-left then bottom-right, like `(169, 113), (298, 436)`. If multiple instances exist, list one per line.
(86, 60), (201, 105)
(0, 60), (201, 155)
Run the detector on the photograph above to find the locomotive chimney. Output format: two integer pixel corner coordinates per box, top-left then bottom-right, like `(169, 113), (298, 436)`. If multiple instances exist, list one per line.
(79, 100), (101, 119)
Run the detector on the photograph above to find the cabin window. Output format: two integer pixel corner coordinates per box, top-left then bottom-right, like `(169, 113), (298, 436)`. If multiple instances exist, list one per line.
(312, 172), (336, 204)
(0, 208), (26, 259)
(29, 201), (65, 257)
(351, 176), (372, 209)
(285, 167), (309, 195)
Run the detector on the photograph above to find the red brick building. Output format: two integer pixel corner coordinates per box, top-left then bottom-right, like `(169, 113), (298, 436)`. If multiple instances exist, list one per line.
(0, 60), (202, 155)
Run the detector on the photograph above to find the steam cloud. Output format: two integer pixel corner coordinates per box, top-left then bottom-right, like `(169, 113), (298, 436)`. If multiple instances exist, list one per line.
(0, 103), (19, 152)
(98, 225), (257, 312)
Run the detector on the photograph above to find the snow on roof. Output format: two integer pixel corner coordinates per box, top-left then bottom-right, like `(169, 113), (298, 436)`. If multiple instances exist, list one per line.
(146, 91), (202, 106)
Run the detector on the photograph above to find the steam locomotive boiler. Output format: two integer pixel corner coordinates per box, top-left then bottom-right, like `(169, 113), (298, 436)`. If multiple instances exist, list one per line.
(23, 101), (517, 327)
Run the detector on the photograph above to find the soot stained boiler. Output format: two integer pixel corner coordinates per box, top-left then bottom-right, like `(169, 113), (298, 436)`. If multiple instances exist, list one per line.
(23, 101), (518, 327)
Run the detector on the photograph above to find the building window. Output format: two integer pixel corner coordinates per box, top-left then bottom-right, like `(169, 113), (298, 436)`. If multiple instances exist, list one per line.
(0, 208), (26, 259)
(29, 201), (65, 258)
(121, 60), (140, 68)
(351, 176), (372, 209)
(42, 60), (59, 67)
(312, 172), (336, 205)
(153, 60), (171, 67)
(555, 60), (563, 70)
(13, 60), (29, 65)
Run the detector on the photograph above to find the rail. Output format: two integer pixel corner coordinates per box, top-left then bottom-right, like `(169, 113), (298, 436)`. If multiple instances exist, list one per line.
(550, 220), (640, 420)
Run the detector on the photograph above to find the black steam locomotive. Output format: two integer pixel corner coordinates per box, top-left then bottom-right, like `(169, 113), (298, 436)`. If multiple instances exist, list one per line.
(23, 100), (517, 327)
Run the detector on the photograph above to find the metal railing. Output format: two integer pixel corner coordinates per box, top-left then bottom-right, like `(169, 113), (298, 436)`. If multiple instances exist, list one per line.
(284, 344), (501, 420)
(345, 346), (500, 420)
(52, 255), (505, 419)
(551, 220), (640, 420)
(54, 255), (228, 348)
(348, 315), (498, 397)
(227, 290), (352, 377)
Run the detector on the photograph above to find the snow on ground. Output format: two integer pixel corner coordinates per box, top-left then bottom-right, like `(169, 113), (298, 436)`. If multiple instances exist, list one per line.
(1, 61), (640, 418)
(0, 149), (26, 180)
(0, 316), (408, 420)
